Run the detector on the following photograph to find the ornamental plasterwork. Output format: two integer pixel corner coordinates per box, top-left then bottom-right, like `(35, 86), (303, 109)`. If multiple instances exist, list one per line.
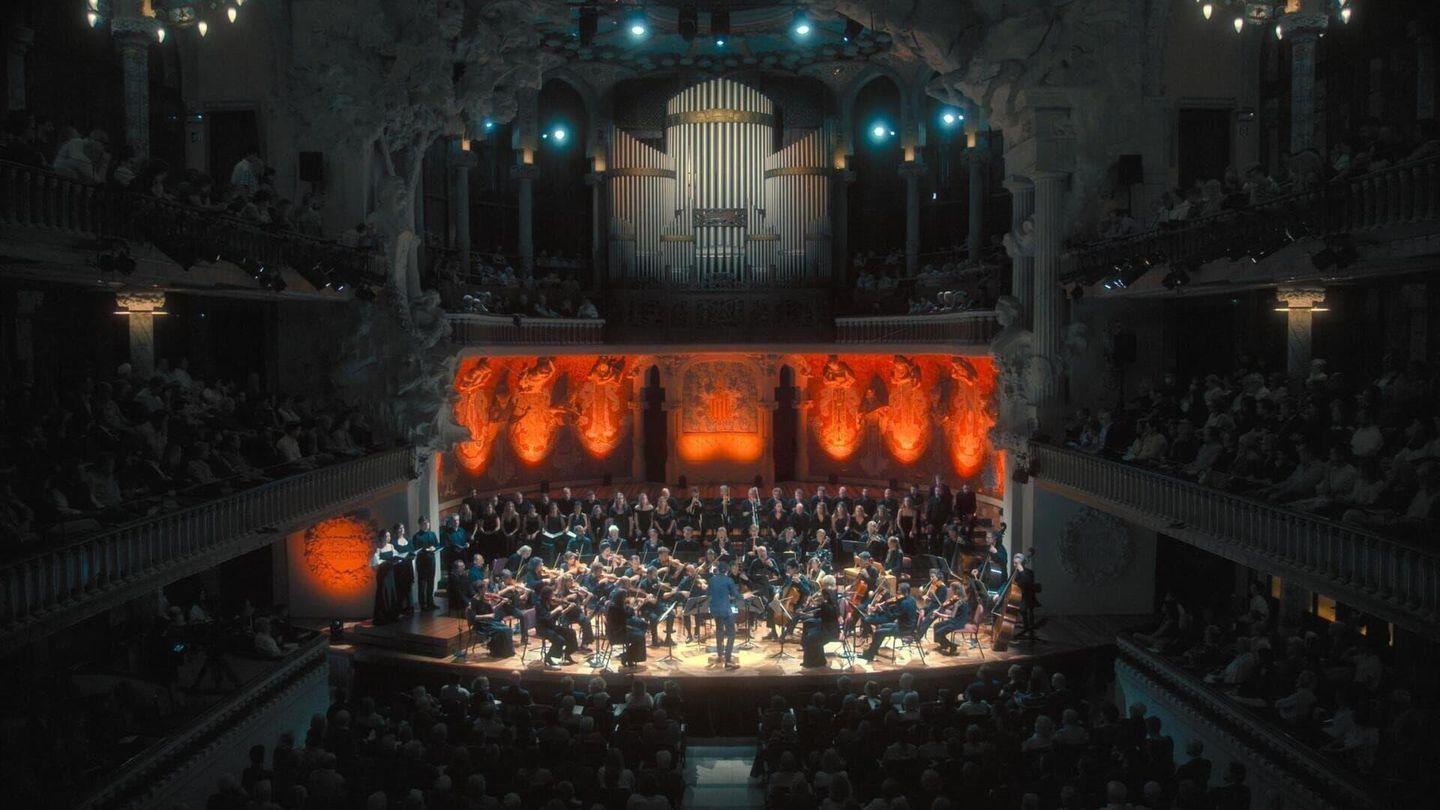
(1058, 507), (1134, 585)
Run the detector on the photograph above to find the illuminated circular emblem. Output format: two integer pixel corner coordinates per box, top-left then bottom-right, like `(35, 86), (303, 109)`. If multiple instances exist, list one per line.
(303, 516), (378, 597)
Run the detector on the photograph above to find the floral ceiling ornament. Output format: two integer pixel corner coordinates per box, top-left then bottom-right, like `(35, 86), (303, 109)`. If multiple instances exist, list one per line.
(1058, 507), (1134, 585)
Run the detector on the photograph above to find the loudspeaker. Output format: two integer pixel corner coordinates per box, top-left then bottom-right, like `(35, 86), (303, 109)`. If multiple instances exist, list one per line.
(1113, 332), (1138, 365)
(1116, 154), (1143, 186)
(299, 151), (324, 182)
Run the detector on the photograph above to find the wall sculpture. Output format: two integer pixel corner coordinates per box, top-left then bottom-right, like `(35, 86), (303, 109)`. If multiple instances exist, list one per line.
(676, 359), (765, 464)
(301, 515), (379, 599)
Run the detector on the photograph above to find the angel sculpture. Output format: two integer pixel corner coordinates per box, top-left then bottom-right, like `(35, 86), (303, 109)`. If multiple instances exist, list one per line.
(990, 295), (1089, 443)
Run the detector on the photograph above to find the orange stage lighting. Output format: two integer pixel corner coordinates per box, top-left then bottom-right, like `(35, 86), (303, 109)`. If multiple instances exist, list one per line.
(302, 516), (378, 598)
(676, 432), (766, 463)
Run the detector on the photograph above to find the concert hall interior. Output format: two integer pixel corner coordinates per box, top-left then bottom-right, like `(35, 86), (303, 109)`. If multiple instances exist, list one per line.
(2, 2), (1439, 809)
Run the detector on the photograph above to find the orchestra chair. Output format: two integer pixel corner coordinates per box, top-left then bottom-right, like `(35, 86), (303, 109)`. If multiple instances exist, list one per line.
(517, 607), (538, 663)
(878, 624), (927, 665)
(960, 603), (987, 659)
(589, 626), (614, 670)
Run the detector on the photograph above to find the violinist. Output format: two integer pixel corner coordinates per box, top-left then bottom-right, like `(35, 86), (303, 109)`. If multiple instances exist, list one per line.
(465, 588), (515, 659)
(606, 590), (648, 668)
(672, 562), (704, 642)
(799, 575), (840, 669)
(915, 570), (949, 639)
(535, 585), (579, 666)
(745, 545), (781, 598)
(809, 529), (833, 571)
(507, 545), (534, 580)
(863, 521), (887, 561)
(489, 570), (531, 636)
(934, 578), (981, 655)
(860, 582), (917, 661)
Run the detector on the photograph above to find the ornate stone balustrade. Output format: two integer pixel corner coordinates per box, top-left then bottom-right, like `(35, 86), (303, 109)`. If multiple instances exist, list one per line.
(447, 313), (606, 345)
(1116, 638), (1376, 810)
(1068, 155), (1440, 285)
(0, 448), (417, 653)
(0, 159), (386, 282)
(1029, 443), (1440, 637)
(78, 634), (330, 810)
(835, 310), (1001, 346)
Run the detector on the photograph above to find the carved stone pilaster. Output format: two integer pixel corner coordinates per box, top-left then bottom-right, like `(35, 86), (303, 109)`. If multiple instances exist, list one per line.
(116, 290), (167, 377)
(1281, 11), (1329, 154)
(511, 164), (540, 273)
(1276, 286), (1326, 386)
(898, 161), (926, 277)
(1003, 178), (1035, 327)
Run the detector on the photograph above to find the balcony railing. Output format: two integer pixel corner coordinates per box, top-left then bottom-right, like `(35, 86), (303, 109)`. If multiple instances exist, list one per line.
(1028, 443), (1440, 636)
(0, 448), (417, 652)
(835, 310), (1001, 345)
(1067, 155), (1440, 285)
(1115, 638), (1376, 810)
(447, 312), (606, 345)
(0, 159), (386, 283)
(79, 633), (329, 810)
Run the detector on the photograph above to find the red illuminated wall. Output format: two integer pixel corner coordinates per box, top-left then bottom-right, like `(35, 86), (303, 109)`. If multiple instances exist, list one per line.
(442, 352), (1003, 495)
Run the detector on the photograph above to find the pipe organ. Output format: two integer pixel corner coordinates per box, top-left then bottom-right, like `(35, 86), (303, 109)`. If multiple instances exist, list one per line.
(608, 78), (833, 286)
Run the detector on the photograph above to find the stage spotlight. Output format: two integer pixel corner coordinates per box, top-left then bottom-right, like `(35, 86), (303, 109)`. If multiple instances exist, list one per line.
(544, 125), (569, 144)
(579, 3), (598, 45)
(483, 119), (494, 131)
(792, 10), (811, 37)
(842, 16), (863, 41)
(940, 109), (962, 128)
(869, 121), (893, 143)
(628, 11), (647, 38)
(678, 6), (697, 42)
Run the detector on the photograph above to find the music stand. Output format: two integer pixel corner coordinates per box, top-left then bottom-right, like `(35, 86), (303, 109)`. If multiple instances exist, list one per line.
(655, 602), (681, 664)
(767, 601), (796, 660)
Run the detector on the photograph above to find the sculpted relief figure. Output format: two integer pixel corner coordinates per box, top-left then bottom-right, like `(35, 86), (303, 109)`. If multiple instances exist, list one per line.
(1003, 215), (1035, 259)
(877, 354), (935, 463)
(570, 356), (631, 457)
(811, 354), (866, 460)
(943, 356), (996, 478)
(991, 295), (1091, 444)
(509, 358), (567, 464)
(453, 359), (508, 475)
(368, 176), (423, 301)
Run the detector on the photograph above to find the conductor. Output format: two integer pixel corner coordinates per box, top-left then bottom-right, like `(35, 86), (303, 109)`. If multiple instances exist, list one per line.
(709, 557), (741, 670)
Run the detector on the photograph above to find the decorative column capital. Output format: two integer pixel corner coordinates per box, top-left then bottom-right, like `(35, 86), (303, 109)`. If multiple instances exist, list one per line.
(1280, 11), (1329, 40)
(111, 14), (161, 46)
(1276, 286), (1326, 309)
(1003, 176), (1034, 195)
(510, 164), (540, 182)
(115, 290), (167, 313)
(897, 161), (927, 179)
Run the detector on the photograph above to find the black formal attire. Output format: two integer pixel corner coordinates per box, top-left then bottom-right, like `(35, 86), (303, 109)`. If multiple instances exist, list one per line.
(536, 600), (579, 663)
(466, 599), (515, 659)
(801, 591), (840, 668)
(392, 540), (415, 613)
(934, 591), (978, 651)
(372, 547), (399, 625)
(607, 600), (648, 665)
(862, 595), (918, 660)
(412, 529), (440, 610)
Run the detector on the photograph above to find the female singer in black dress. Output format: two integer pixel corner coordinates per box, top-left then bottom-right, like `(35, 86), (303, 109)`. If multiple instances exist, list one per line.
(653, 494), (678, 541)
(370, 530), (399, 625)
(566, 501), (591, 554)
(478, 503), (504, 560)
(392, 523), (415, 615)
(541, 502), (567, 558)
(801, 575), (840, 668)
(499, 501), (521, 553)
(632, 492), (655, 540)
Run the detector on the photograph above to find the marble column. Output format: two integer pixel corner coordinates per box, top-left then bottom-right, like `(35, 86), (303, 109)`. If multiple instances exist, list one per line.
(899, 161), (925, 276)
(11, 290), (43, 385)
(967, 137), (987, 262)
(1030, 171), (1067, 412)
(450, 146), (476, 273)
(1004, 178), (1035, 326)
(1277, 286), (1326, 385)
(115, 291), (166, 378)
(4, 22), (33, 112)
(831, 168), (855, 285)
(1413, 27), (1436, 120)
(512, 164), (538, 274)
(112, 16), (158, 159)
(1282, 12), (1329, 155)
(585, 171), (605, 281)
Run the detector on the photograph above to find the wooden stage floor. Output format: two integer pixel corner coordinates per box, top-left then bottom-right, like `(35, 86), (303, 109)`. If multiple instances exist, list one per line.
(332, 612), (1146, 688)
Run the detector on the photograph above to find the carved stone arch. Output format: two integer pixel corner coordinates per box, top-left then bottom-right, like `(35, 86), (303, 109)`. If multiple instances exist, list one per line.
(839, 64), (910, 154)
(540, 68), (602, 156)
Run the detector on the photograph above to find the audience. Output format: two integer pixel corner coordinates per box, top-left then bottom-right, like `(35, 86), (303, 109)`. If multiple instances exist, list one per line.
(0, 359), (375, 544)
(1067, 354), (1440, 539)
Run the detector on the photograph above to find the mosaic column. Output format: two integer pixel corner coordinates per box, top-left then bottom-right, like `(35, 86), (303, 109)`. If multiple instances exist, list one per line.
(112, 15), (159, 159)
(115, 291), (167, 378)
(1282, 11), (1329, 154)
(831, 168), (855, 285)
(450, 144), (476, 273)
(967, 135), (988, 262)
(4, 22), (33, 112)
(1276, 286), (1327, 385)
(585, 171), (605, 280)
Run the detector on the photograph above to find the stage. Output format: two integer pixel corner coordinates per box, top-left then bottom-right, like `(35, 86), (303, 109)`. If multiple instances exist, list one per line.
(331, 611), (1145, 689)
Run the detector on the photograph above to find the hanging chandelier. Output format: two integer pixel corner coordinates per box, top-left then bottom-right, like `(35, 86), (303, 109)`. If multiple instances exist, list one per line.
(1193, 0), (1353, 36)
(85, 0), (251, 41)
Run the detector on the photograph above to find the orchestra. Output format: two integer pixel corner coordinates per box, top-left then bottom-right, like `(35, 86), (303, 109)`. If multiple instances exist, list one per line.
(378, 479), (1001, 671)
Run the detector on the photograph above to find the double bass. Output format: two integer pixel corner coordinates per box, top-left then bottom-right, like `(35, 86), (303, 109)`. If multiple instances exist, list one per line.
(988, 549), (1035, 652)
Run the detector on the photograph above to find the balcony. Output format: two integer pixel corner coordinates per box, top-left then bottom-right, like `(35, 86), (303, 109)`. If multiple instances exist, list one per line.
(0, 448), (417, 653)
(1068, 155), (1440, 288)
(77, 633), (330, 810)
(0, 159), (384, 291)
(835, 310), (1000, 346)
(1028, 443), (1440, 638)
(1115, 638), (1377, 810)
(447, 312), (606, 345)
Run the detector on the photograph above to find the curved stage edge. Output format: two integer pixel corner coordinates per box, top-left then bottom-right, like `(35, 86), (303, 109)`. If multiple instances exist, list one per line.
(328, 614), (1144, 733)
